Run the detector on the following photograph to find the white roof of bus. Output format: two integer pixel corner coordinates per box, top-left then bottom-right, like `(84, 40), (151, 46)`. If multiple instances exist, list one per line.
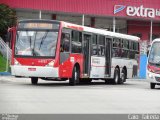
(63, 21), (140, 42)
(151, 38), (160, 44)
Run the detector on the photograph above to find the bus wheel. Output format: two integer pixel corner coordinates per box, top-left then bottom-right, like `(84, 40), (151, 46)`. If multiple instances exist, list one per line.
(120, 70), (126, 84)
(114, 68), (120, 84)
(31, 77), (38, 85)
(69, 66), (80, 86)
(150, 83), (156, 89)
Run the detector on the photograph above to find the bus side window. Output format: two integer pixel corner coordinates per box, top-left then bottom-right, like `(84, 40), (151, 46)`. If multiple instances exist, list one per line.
(60, 33), (70, 52)
(121, 39), (129, 58)
(129, 41), (137, 59)
(6, 31), (12, 48)
(71, 31), (82, 53)
(98, 35), (105, 56)
(92, 34), (97, 55)
(112, 38), (121, 57)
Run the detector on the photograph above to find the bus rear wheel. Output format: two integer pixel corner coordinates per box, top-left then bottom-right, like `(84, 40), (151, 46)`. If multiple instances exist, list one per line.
(150, 83), (156, 89)
(69, 66), (80, 86)
(31, 77), (38, 85)
(119, 69), (126, 84)
(113, 68), (120, 84)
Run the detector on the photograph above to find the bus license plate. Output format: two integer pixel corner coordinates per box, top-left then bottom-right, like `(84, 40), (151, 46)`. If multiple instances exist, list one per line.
(28, 68), (36, 71)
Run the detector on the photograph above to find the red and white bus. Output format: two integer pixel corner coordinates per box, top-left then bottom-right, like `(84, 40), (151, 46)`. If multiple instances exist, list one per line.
(8, 19), (140, 85)
(147, 39), (160, 89)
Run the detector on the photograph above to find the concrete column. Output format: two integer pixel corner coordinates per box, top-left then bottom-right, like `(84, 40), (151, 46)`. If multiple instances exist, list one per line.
(113, 17), (116, 32)
(39, 10), (41, 19)
(82, 14), (84, 26)
(150, 20), (153, 43)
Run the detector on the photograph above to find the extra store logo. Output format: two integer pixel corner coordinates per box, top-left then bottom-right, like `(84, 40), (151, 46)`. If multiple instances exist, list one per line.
(114, 5), (126, 14)
(114, 5), (160, 18)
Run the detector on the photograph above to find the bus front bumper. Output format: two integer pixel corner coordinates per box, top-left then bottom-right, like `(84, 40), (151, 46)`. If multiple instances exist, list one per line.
(146, 70), (160, 84)
(11, 65), (59, 78)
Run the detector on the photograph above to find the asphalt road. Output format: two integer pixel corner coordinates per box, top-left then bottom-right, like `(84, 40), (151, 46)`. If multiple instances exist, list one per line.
(0, 76), (160, 114)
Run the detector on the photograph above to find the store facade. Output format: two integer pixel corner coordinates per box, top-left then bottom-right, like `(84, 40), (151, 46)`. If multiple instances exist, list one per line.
(1, 0), (160, 42)
(1, 0), (160, 78)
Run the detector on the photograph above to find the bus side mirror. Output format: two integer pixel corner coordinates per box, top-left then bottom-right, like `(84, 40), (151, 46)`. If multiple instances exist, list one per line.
(147, 51), (149, 57)
(6, 32), (11, 42)
(147, 45), (151, 57)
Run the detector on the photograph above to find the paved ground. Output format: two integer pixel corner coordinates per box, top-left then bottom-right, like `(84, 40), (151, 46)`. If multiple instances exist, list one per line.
(0, 76), (160, 114)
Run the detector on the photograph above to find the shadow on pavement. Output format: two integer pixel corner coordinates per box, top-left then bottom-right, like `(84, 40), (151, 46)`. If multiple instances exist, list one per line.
(21, 81), (136, 88)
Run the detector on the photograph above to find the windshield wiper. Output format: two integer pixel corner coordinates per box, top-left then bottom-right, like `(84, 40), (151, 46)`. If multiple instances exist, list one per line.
(26, 31), (37, 56)
(32, 31), (37, 56)
(39, 31), (48, 50)
(26, 31), (33, 56)
(149, 61), (160, 66)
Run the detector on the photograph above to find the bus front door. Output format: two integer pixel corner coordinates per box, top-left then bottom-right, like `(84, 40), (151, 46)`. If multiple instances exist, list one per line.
(105, 37), (112, 77)
(83, 34), (91, 76)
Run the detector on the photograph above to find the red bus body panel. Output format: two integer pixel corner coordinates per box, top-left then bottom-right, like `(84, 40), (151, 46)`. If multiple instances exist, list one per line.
(59, 54), (84, 78)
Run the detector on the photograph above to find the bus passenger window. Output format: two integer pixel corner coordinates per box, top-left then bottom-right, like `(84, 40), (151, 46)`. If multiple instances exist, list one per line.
(121, 39), (129, 58)
(61, 33), (70, 52)
(112, 38), (121, 57)
(129, 41), (138, 59)
(92, 34), (97, 55)
(71, 31), (82, 53)
(92, 46), (97, 55)
(98, 35), (105, 56)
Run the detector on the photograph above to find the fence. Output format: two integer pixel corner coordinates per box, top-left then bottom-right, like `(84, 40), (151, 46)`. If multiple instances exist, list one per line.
(0, 37), (12, 60)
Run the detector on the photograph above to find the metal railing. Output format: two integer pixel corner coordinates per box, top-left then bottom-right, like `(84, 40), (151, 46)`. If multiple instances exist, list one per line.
(0, 37), (12, 60)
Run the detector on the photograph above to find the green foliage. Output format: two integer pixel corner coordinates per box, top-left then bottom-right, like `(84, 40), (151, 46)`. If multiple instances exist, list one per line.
(0, 4), (17, 40)
(0, 53), (7, 72)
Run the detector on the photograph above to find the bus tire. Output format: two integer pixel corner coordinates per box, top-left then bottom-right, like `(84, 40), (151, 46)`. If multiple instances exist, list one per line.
(69, 66), (80, 86)
(150, 83), (156, 89)
(31, 77), (38, 85)
(120, 69), (126, 84)
(114, 68), (120, 84)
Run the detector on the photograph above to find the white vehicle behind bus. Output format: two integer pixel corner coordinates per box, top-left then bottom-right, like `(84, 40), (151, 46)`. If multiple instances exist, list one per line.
(147, 38), (160, 89)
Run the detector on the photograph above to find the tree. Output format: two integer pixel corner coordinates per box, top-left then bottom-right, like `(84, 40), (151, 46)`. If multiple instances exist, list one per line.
(0, 4), (17, 41)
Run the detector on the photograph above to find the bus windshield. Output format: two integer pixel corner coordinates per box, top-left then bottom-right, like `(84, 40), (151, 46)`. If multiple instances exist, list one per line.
(15, 30), (58, 57)
(148, 42), (160, 64)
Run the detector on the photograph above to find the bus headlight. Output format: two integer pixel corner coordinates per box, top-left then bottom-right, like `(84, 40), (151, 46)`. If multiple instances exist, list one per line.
(148, 73), (154, 79)
(46, 61), (54, 67)
(14, 59), (21, 65)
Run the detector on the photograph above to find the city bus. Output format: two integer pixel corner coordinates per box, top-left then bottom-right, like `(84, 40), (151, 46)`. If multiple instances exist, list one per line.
(147, 38), (160, 89)
(8, 19), (140, 85)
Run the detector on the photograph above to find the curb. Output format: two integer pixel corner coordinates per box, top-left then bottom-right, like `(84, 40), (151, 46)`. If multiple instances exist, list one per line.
(0, 72), (11, 76)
